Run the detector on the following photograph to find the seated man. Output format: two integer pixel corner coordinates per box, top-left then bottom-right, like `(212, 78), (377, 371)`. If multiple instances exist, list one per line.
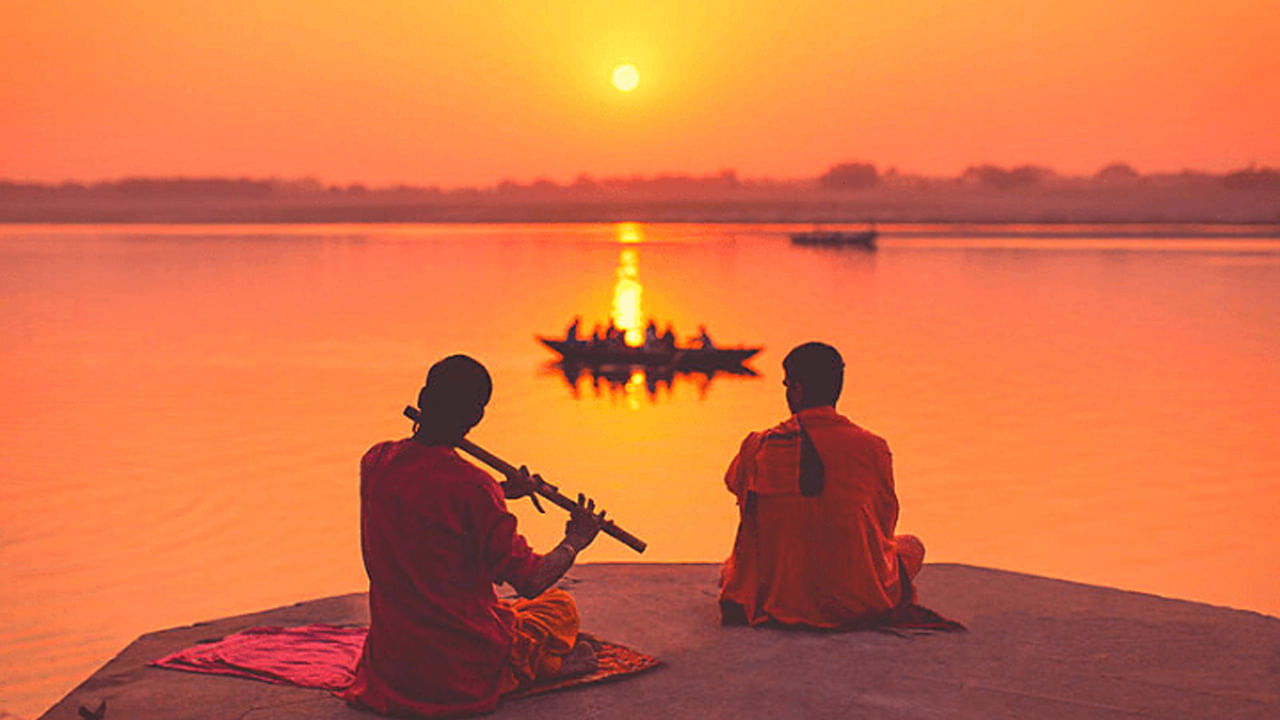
(342, 355), (605, 718)
(719, 342), (926, 628)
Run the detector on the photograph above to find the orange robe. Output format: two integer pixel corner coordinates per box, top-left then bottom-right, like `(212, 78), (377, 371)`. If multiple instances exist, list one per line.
(341, 440), (580, 718)
(719, 406), (925, 628)
(499, 588), (580, 693)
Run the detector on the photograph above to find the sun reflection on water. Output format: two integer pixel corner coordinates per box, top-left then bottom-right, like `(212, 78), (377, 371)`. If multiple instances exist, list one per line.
(624, 369), (646, 410)
(543, 223), (760, 405)
(611, 247), (644, 346)
(616, 222), (645, 244)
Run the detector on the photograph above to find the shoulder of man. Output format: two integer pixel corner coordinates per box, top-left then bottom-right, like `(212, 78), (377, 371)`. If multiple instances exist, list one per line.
(847, 416), (889, 443)
(838, 416), (892, 456)
(797, 409), (892, 455)
(758, 416), (802, 443)
(439, 453), (513, 513)
(360, 439), (401, 475)
(436, 450), (500, 488)
(362, 441), (497, 488)
(409, 447), (511, 517)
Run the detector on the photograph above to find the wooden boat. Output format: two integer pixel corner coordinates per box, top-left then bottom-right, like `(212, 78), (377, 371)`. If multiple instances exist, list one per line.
(790, 226), (877, 249)
(538, 337), (760, 369)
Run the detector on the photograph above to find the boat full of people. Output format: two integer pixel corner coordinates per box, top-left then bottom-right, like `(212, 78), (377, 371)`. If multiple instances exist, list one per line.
(539, 318), (760, 370)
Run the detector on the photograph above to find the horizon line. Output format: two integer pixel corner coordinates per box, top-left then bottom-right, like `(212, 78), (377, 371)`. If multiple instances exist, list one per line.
(5, 160), (1278, 192)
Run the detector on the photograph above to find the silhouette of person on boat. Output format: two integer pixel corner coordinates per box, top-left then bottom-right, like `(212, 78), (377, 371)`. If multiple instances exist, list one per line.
(696, 325), (715, 350)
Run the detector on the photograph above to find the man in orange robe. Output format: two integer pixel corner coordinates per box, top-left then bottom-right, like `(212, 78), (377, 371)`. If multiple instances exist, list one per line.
(719, 342), (926, 628)
(341, 355), (606, 718)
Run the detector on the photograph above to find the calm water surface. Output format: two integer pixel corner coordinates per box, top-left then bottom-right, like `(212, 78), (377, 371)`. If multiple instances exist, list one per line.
(2, 223), (1279, 717)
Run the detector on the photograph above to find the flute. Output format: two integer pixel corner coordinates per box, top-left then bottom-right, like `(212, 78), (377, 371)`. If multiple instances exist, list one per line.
(403, 406), (647, 554)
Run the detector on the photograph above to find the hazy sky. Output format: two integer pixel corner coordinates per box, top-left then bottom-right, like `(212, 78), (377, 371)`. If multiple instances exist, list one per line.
(2, 1), (1276, 185)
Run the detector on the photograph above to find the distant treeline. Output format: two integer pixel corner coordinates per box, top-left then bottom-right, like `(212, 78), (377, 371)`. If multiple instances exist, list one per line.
(2, 162), (1277, 223)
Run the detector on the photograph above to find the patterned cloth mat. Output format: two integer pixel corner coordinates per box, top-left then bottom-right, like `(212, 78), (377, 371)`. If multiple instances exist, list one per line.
(150, 625), (660, 700)
(507, 633), (661, 699)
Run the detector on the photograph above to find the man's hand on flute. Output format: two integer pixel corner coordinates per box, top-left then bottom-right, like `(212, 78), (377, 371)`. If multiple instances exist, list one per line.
(564, 494), (606, 552)
(511, 493), (607, 599)
(501, 465), (538, 499)
(501, 465), (554, 512)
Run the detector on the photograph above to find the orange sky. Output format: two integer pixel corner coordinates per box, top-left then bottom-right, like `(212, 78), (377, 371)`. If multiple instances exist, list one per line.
(2, 1), (1276, 185)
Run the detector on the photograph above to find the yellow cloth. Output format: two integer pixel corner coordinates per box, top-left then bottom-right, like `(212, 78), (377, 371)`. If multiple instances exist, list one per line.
(720, 406), (925, 627)
(498, 588), (580, 694)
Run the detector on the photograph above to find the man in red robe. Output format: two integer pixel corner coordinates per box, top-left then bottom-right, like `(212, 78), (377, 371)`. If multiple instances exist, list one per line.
(719, 342), (926, 628)
(341, 355), (606, 717)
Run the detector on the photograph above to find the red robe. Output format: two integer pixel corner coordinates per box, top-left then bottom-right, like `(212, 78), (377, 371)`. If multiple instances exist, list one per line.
(341, 439), (542, 717)
(719, 406), (922, 628)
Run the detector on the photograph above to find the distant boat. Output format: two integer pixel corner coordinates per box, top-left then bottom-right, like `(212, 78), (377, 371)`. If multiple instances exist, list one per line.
(538, 337), (760, 370)
(790, 224), (878, 249)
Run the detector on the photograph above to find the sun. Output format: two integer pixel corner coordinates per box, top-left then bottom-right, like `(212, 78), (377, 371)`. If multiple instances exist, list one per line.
(612, 64), (639, 92)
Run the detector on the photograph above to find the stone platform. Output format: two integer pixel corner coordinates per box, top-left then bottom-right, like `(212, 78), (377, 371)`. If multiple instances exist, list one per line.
(39, 563), (1280, 719)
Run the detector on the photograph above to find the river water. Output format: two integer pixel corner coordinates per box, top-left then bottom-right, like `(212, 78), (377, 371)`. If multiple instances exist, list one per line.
(2, 222), (1278, 717)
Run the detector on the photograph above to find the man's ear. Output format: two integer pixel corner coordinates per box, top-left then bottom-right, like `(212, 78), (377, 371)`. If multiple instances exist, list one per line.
(466, 403), (486, 429)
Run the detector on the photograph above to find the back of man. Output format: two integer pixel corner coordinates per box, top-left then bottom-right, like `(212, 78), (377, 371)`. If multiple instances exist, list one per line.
(350, 439), (540, 716)
(342, 355), (605, 718)
(719, 342), (924, 629)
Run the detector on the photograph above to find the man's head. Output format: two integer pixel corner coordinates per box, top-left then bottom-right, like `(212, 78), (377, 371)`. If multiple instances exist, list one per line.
(782, 342), (844, 413)
(415, 354), (492, 441)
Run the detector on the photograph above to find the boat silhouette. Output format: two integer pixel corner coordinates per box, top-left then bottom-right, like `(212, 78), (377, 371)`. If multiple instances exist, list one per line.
(538, 337), (760, 370)
(790, 224), (877, 249)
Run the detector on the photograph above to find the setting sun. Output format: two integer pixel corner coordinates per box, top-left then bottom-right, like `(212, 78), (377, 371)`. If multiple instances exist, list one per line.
(612, 64), (639, 92)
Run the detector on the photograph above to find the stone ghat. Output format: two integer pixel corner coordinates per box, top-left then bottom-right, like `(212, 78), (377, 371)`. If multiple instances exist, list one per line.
(40, 563), (1280, 719)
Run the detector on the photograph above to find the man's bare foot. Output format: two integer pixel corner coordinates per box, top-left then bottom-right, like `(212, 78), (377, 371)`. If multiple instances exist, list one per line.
(558, 640), (598, 678)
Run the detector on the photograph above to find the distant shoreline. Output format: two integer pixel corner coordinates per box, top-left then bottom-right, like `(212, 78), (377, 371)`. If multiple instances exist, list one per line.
(3, 218), (1279, 238)
(3, 166), (1277, 226)
(2, 212), (1279, 227)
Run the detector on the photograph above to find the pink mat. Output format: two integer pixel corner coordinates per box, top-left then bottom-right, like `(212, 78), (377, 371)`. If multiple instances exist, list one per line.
(152, 624), (364, 690)
(151, 624), (662, 698)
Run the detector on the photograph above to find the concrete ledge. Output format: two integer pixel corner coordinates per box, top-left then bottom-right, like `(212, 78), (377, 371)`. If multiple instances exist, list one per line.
(39, 563), (1280, 719)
